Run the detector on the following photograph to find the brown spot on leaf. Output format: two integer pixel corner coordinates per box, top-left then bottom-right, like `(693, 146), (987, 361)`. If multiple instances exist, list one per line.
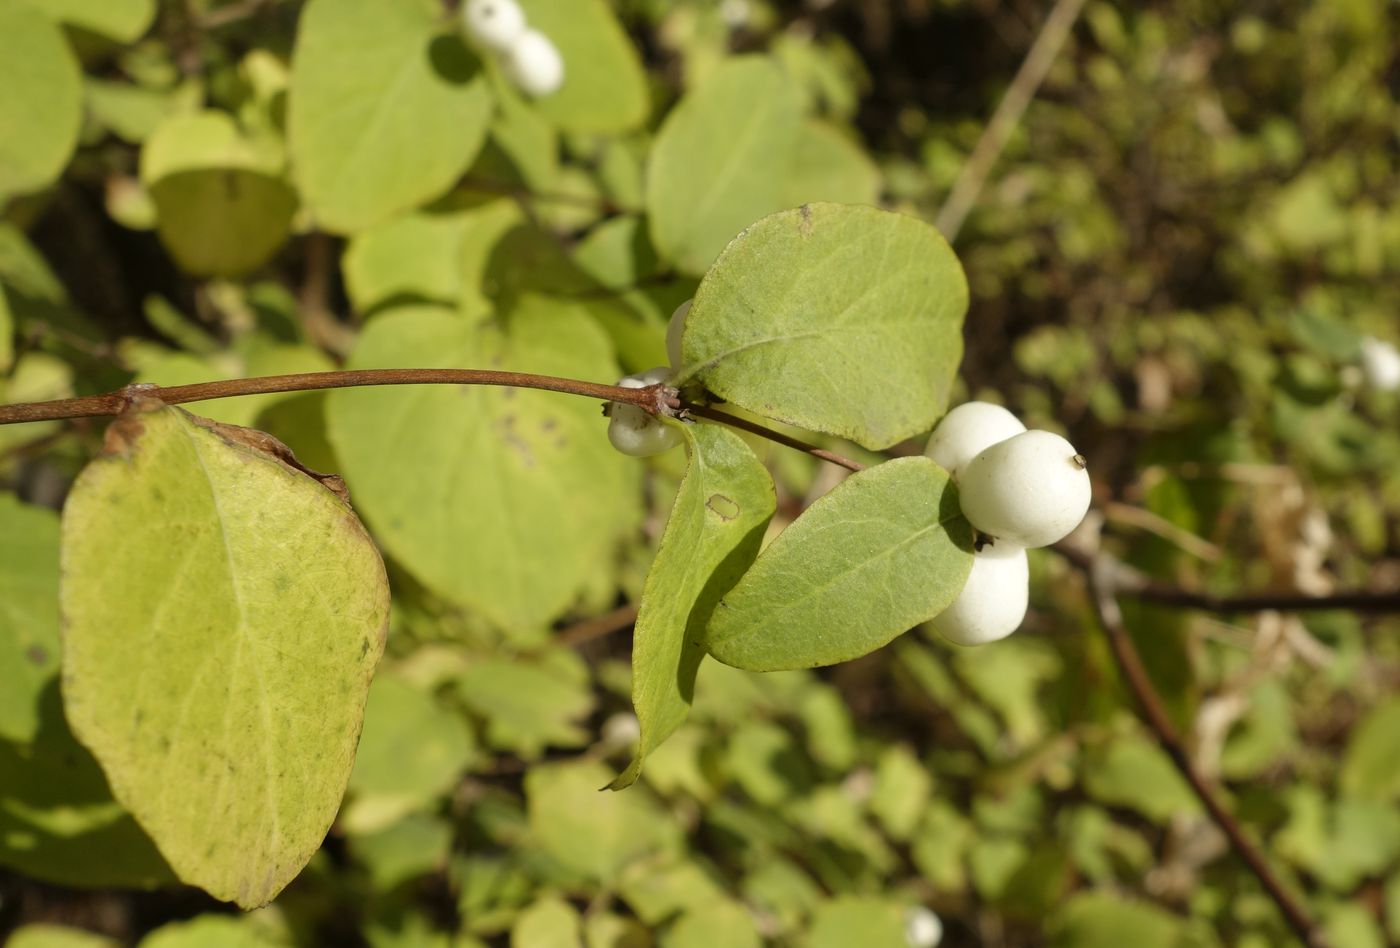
(706, 493), (740, 521)
(798, 203), (814, 236)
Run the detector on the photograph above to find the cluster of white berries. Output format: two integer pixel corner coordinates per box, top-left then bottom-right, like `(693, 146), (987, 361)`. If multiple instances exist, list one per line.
(462, 0), (564, 97)
(1360, 336), (1400, 392)
(605, 300), (693, 457)
(925, 402), (1091, 647)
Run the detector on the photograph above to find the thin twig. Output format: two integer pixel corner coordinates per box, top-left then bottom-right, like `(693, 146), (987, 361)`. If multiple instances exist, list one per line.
(0, 370), (680, 426)
(685, 405), (867, 473)
(934, 0), (1088, 240)
(558, 603), (640, 648)
(1072, 549), (1324, 947)
(1054, 543), (1400, 614)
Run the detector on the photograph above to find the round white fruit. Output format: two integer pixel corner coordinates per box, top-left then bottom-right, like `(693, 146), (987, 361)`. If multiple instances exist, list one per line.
(958, 430), (1091, 548)
(462, 0), (527, 52)
(503, 29), (564, 97)
(931, 542), (1028, 647)
(608, 367), (683, 457)
(904, 906), (944, 948)
(1360, 336), (1400, 392)
(666, 299), (692, 369)
(924, 401), (1026, 478)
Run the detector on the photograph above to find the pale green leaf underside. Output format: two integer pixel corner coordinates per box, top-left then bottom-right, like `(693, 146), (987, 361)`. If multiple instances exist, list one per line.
(703, 457), (973, 671)
(150, 171), (297, 278)
(0, 494), (60, 744)
(646, 56), (803, 276)
(678, 203), (968, 450)
(519, 0), (649, 134)
(611, 424), (775, 790)
(140, 111), (296, 278)
(288, 0), (492, 233)
(60, 405), (389, 907)
(326, 301), (636, 632)
(0, 0), (82, 200)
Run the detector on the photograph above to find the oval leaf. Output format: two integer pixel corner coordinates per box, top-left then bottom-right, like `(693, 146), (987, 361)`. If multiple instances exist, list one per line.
(0, 0), (82, 200)
(610, 423), (775, 790)
(60, 405), (390, 907)
(288, 0), (492, 232)
(703, 457), (973, 671)
(519, 0), (649, 134)
(326, 300), (636, 632)
(646, 56), (802, 276)
(677, 203), (967, 450)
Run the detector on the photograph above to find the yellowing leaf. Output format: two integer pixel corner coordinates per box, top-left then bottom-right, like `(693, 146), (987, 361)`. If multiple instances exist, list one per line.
(60, 404), (389, 907)
(0, 0), (82, 200)
(326, 300), (637, 632)
(288, 0), (492, 232)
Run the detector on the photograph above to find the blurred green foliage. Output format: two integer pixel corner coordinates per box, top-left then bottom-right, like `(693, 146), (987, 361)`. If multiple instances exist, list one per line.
(1, 0), (1399, 946)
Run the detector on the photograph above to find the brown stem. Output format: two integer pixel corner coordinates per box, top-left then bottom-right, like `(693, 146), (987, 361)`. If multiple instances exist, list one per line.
(934, 0), (1088, 240)
(1054, 544), (1399, 615)
(685, 405), (867, 474)
(1075, 551), (1324, 947)
(0, 370), (680, 426)
(558, 603), (640, 648)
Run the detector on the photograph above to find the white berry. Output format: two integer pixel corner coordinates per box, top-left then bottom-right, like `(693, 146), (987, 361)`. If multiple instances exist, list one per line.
(904, 906), (944, 948)
(666, 299), (692, 369)
(503, 29), (564, 97)
(931, 542), (1028, 647)
(958, 430), (1091, 548)
(608, 367), (682, 457)
(463, 0), (527, 53)
(1360, 336), (1400, 392)
(924, 401), (1026, 478)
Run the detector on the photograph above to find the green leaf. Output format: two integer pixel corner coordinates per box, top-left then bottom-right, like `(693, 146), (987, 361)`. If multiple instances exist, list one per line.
(662, 901), (760, 948)
(342, 673), (477, 834)
(344, 211), (471, 314)
(869, 745), (932, 842)
(60, 404), (390, 907)
(457, 654), (595, 760)
(1049, 893), (1191, 948)
(288, 0), (492, 232)
(1083, 735), (1201, 824)
(646, 56), (802, 276)
(704, 458), (973, 671)
(0, 494), (59, 743)
(140, 111), (296, 277)
(0, 685), (172, 889)
(677, 203), (967, 450)
(512, 896), (582, 948)
(0, 0), (82, 200)
(525, 760), (679, 884)
(326, 301), (636, 632)
(149, 171), (297, 278)
(34, 0), (155, 42)
(1340, 697), (1400, 803)
(516, 0), (648, 134)
(6, 925), (119, 948)
(138, 916), (282, 948)
(782, 120), (881, 209)
(806, 896), (907, 948)
(349, 812), (453, 891)
(611, 424), (775, 790)
(0, 283), (13, 373)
